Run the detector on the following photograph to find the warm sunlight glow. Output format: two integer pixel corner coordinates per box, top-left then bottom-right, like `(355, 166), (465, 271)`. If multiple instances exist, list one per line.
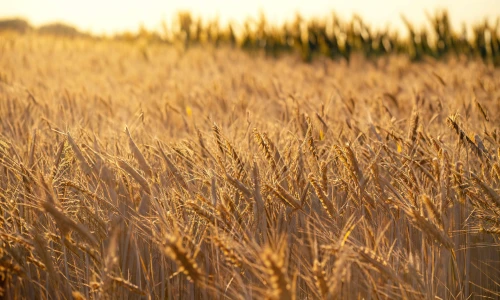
(1, 0), (500, 34)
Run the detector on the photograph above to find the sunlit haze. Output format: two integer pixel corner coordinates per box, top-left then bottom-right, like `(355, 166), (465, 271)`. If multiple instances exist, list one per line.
(1, 0), (500, 34)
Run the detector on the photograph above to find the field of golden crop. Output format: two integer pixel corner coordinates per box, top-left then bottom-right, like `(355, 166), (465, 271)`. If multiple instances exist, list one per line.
(1, 33), (500, 299)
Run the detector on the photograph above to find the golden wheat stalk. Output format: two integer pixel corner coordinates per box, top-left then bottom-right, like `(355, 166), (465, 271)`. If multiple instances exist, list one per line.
(309, 172), (335, 218)
(162, 235), (203, 284)
(474, 97), (489, 122)
(353, 246), (400, 283)
(313, 259), (329, 298)
(470, 172), (500, 208)
(266, 183), (302, 211)
(421, 194), (444, 229)
(110, 276), (147, 296)
(261, 247), (293, 300)
(225, 172), (252, 199)
(446, 115), (482, 158)
(407, 108), (419, 146)
(406, 208), (454, 250)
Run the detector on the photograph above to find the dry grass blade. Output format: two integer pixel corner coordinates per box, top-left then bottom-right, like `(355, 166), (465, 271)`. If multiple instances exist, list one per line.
(42, 200), (99, 246)
(471, 172), (500, 208)
(432, 71), (447, 86)
(28, 130), (37, 169)
(156, 141), (189, 191)
(125, 126), (152, 177)
(67, 132), (91, 174)
(51, 140), (66, 178)
(225, 172), (252, 199)
(117, 159), (151, 194)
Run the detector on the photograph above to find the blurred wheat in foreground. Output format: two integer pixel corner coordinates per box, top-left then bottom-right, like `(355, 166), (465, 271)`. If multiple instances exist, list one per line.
(0, 32), (500, 299)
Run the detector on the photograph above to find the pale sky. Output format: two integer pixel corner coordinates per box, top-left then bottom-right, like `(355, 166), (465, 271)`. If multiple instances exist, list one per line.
(1, 0), (499, 35)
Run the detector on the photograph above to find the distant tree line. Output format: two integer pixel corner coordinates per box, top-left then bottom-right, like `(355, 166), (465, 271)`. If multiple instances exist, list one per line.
(0, 18), (88, 37)
(1, 11), (499, 65)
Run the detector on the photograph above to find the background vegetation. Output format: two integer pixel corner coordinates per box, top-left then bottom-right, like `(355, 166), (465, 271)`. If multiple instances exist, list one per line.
(1, 10), (500, 64)
(0, 10), (500, 300)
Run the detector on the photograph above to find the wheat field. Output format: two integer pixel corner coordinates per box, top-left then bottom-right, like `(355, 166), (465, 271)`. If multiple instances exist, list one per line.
(1, 33), (500, 299)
